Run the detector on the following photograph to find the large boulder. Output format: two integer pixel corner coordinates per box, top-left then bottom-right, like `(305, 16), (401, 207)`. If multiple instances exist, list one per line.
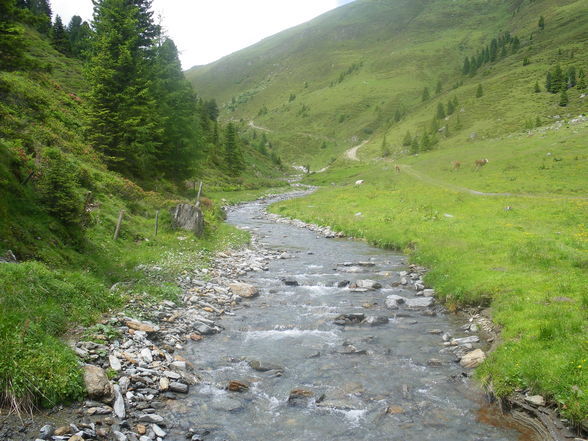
(459, 349), (486, 368)
(83, 365), (114, 403)
(170, 204), (204, 236)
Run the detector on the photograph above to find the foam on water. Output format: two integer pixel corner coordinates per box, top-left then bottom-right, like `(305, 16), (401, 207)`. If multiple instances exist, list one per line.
(244, 328), (339, 342)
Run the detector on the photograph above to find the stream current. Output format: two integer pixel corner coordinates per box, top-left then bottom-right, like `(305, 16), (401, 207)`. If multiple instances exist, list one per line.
(164, 197), (523, 441)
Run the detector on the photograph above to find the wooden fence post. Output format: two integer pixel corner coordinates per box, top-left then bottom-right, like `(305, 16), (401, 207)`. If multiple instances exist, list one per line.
(195, 181), (203, 208)
(113, 210), (124, 240)
(155, 210), (160, 236)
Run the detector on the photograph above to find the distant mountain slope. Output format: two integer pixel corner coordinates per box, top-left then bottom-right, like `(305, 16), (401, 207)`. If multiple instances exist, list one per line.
(187, 0), (588, 167)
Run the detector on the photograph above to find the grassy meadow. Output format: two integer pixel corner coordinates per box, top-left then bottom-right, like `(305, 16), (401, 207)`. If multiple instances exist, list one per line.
(269, 123), (588, 422)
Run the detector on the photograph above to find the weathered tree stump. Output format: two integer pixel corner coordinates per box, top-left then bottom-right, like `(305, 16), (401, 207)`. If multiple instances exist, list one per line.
(170, 204), (204, 236)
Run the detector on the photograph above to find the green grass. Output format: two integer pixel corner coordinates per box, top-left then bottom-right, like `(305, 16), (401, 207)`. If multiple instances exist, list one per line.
(270, 125), (588, 421)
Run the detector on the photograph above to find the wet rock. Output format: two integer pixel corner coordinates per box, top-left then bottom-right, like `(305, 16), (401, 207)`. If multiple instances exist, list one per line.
(39, 424), (55, 440)
(333, 313), (365, 325)
(363, 316), (389, 326)
(83, 365), (114, 403)
(125, 319), (159, 333)
(288, 389), (315, 406)
(405, 297), (434, 308)
(195, 324), (217, 335)
(248, 360), (284, 372)
(423, 289), (435, 297)
(460, 349), (486, 368)
(228, 282), (259, 299)
(113, 385), (126, 419)
(427, 358), (443, 367)
(524, 395), (546, 407)
(355, 279), (382, 290)
(169, 382), (189, 393)
(212, 398), (243, 412)
(337, 280), (350, 288)
(152, 424), (167, 437)
(138, 414), (164, 424)
(385, 295), (406, 309)
(452, 336), (480, 345)
(227, 380), (249, 392)
(386, 405), (405, 414)
(282, 278), (299, 286)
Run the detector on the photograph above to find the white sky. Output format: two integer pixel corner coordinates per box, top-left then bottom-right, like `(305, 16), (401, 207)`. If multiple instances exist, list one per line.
(50, 0), (355, 69)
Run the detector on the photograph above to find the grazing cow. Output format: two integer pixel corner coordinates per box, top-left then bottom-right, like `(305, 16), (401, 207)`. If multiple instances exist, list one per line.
(474, 158), (489, 170)
(451, 161), (461, 171)
(395, 165), (401, 173)
(355, 180), (364, 185)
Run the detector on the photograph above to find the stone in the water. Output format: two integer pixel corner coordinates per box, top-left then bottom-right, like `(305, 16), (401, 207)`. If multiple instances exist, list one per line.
(355, 279), (382, 290)
(452, 336), (480, 345)
(405, 297), (434, 308)
(282, 278), (299, 286)
(212, 397), (243, 412)
(427, 358), (443, 367)
(248, 360), (284, 372)
(229, 282), (259, 299)
(386, 405), (405, 414)
(196, 324), (216, 335)
(83, 365), (114, 403)
(227, 380), (249, 392)
(524, 395), (546, 407)
(363, 316), (389, 326)
(459, 349), (486, 368)
(288, 389), (314, 407)
(337, 280), (350, 288)
(333, 313), (365, 325)
(169, 382), (189, 393)
(385, 295), (406, 309)
(423, 289), (435, 297)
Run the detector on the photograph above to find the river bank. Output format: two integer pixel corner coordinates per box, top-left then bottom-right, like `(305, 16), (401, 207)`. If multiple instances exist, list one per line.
(0, 193), (574, 441)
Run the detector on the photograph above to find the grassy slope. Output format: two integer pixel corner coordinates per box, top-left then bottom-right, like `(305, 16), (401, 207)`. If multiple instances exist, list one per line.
(187, 0), (588, 169)
(0, 29), (276, 408)
(186, 0), (588, 424)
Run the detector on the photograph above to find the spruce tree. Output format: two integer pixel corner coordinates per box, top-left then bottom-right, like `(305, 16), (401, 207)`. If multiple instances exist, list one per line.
(559, 89), (568, 107)
(420, 132), (431, 151)
(446, 99), (455, 115)
(534, 81), (541, 93)
(551, 65), (564, 93)
(422, 87), (430, 102)
(410, 136), (419, 155)
(0, 0), (26, 70)
(436, 102), (446, 119)
(68, 15), (92, 59)
(224, 122), (243, 176)
(538, 16), (545, 30)
(394, 108), (401, 122)
(462, 57), (470, 75)
(436, 79), (442, 94)
(567, 66), (576, 88)
(402, 131), (412, 147)
(476, 84), (484, 98)
(87, 0), (162, 178)
(545, 71), (552, 92)
(51, 15), (70, 54)
(153, 37), (202, 180)
(381, 135), (390, 157)
(577, 69), (586, 90)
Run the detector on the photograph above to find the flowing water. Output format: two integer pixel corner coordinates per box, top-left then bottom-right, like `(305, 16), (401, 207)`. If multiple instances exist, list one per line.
(164, 197), (523, 441)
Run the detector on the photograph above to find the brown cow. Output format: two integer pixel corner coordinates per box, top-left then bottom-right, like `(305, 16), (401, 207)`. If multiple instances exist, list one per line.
(451, 161), (461, 171)
(395, 165), (401, 173)
(474, 158), (489, 170)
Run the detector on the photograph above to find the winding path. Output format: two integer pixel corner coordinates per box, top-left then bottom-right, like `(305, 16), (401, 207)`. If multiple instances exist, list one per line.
(344, 140), (368, 161)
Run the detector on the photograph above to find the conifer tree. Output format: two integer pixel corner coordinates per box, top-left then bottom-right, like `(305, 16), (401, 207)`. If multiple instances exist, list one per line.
(224, 122), (243, 176)
(436, 103), (446, 119)
(446, 99), (455, 115)
(559, 88), (568, 107)
(394, 108), (401, 122)
(402, 131), (412, 147)
(0, 0), (26, 69)
(550, 65), (564, 93)
(462, 57), (470, 75)
(476, 84), (484, 98)
(153, 37), (202, 180)
(511, 36), (520, 53)
(420, 132), (431, 151)
(545, 71), (552, 92)
(534, 81), (541, 93)
(436, 79), (442, 94)
(381, 135), (390, 157)
(51, 15), (70, 54)
(577, 69), (586, 90)
(410, 136), (419, 155)
(538, 16), (545, 30)
(422, 87), (430, 102)
(67, 15), (92, 59)
(87, 0), (162, 178)
(567, 66), (576, 88)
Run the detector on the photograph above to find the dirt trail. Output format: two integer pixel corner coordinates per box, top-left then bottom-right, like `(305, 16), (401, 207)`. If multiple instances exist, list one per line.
(248, 120), (272, 132)
(344, 140), (368, 161)
(399, 165), (588, 200)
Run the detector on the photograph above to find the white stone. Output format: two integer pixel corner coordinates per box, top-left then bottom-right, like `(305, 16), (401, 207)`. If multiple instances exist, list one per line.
(460, 349), (486, 369)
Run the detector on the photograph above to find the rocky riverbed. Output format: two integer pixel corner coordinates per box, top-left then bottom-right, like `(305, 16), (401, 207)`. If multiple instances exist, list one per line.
(0, 193), (565, 441)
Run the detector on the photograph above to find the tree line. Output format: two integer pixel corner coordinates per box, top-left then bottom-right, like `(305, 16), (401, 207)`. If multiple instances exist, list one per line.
(1, 0), (248, 185)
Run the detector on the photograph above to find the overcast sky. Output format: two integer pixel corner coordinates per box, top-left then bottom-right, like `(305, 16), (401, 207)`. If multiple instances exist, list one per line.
(50, 0), (355, 69)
